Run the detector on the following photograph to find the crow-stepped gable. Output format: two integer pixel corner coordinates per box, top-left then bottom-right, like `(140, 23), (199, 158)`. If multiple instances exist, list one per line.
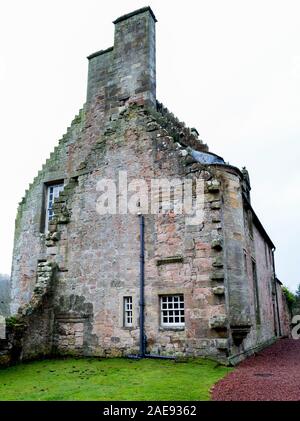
(0, 7), (290, 367)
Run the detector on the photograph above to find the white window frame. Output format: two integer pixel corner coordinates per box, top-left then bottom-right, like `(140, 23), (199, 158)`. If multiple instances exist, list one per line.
(160, 295), (185, 327)
(124, 296), (133, 327)
(45, 183), (64, 231)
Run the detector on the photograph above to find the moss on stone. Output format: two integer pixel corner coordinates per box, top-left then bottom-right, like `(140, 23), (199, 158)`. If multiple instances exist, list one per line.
(0, 355), (11, 366)
(5, 315), (25, 330)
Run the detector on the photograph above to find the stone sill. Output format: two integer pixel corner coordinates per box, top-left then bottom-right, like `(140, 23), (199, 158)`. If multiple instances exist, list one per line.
(156, 256), (184, 266)
(159, 327), (185, 332)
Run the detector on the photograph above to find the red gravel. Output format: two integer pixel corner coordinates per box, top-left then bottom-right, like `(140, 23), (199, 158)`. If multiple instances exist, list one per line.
(211, 339), (300, 401)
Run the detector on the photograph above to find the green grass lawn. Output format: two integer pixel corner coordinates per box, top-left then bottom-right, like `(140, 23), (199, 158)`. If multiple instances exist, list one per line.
(0, 357), (232, 401)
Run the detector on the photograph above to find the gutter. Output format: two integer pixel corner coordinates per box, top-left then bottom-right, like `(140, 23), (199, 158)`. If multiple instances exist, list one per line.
(139, 214), (146, 357)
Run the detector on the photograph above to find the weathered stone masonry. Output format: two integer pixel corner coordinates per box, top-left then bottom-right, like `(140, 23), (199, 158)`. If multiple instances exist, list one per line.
(1, 7), (290, 366)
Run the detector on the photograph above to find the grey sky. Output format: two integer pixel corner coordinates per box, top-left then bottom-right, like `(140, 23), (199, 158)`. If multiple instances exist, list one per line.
(0, 0), (299, 291)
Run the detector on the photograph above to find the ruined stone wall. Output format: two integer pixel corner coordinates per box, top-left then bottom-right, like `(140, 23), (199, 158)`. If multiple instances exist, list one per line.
(42, 106), (228, 360)
(8, 6), (283, 365)
(1, 261), (57, 365)
(49, 106), (286, 362)
(11, 6), (230, 361)
(9, 98), (282, 363)
(11, 7), (157, 316)
(10, 110), (85, 314)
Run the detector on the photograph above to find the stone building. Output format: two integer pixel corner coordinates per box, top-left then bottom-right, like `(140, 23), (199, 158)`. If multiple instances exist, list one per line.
(1, 7), (290, 366)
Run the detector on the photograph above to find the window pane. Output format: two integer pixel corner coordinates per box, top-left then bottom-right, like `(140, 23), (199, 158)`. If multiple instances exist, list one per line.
(45, 183), (64, 232)
(124, 297), (133, 327)
(160, 295), (184, 327)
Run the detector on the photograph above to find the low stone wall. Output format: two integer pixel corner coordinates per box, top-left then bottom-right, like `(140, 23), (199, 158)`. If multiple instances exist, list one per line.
(0, 262), (57, 366)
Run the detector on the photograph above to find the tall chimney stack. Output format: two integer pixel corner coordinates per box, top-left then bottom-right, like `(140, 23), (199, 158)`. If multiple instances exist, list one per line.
(87, 7), (157, 112)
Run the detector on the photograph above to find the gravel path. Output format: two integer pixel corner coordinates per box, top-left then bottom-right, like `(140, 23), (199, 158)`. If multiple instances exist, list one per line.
(211, 339), (300, 401)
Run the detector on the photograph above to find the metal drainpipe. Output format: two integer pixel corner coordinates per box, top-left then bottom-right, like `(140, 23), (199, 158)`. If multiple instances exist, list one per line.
(272, 247), (281, 337)
(127, 214), (175, 361)
(139, 214), (146, 357)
